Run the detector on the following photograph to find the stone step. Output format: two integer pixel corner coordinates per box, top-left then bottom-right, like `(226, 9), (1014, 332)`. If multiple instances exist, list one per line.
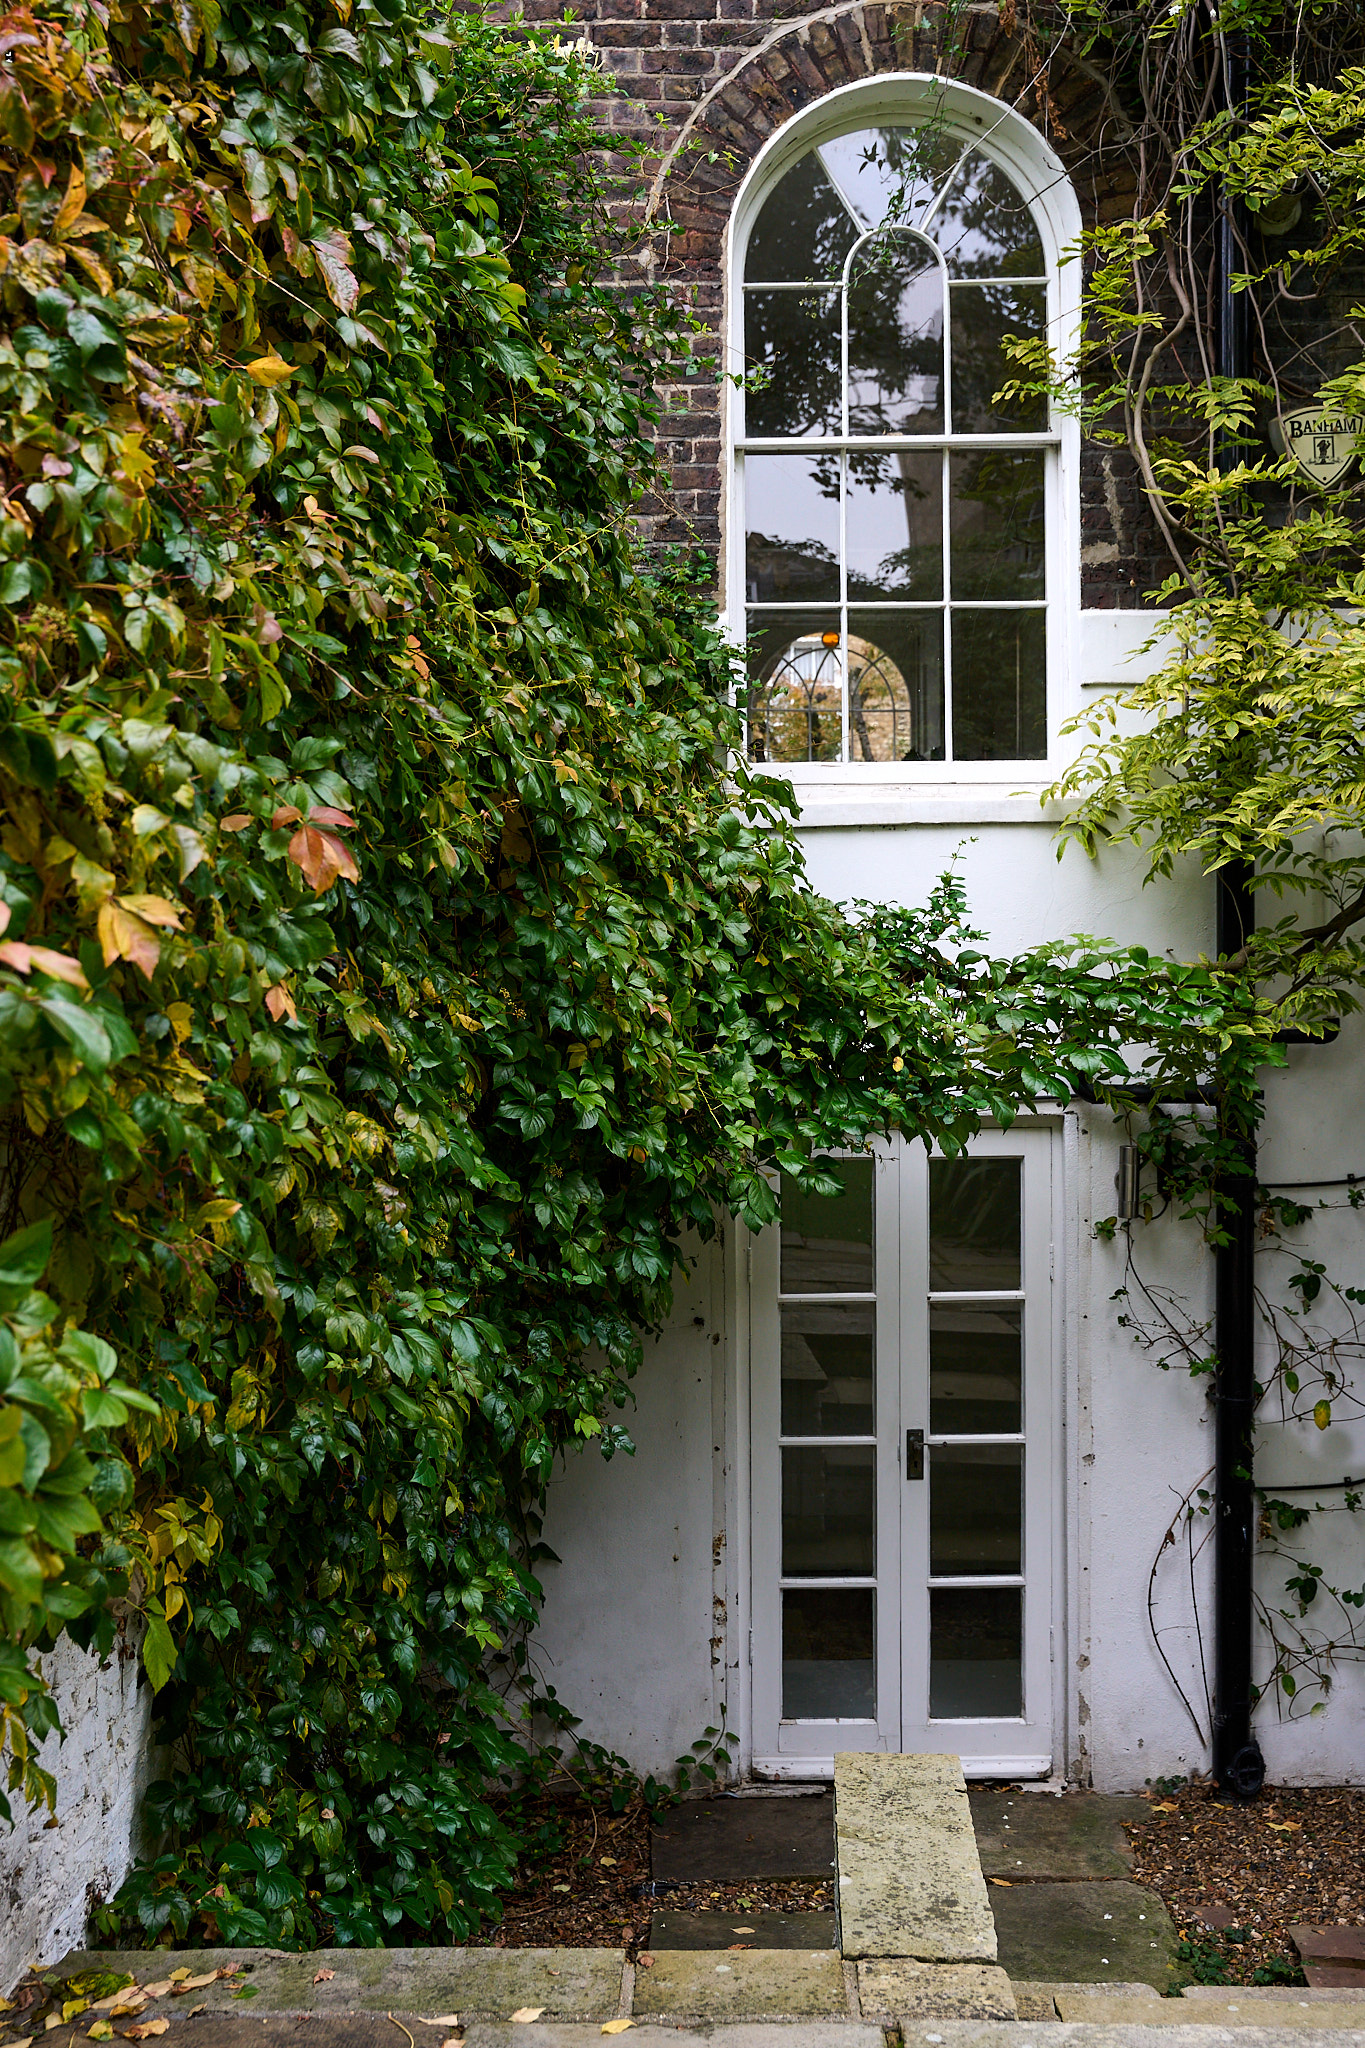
(833, 1751), (998, 1964)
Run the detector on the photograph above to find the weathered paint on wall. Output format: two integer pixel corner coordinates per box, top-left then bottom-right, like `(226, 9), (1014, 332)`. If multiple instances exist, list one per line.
(0, 1632), (156, 1993)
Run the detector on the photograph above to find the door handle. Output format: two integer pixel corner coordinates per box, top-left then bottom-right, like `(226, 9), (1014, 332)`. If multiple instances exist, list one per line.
(906, 1428), (924, 1481)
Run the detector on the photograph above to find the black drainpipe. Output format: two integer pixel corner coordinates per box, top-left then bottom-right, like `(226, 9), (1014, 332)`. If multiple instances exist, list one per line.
(1210, 20), (1265, 1798)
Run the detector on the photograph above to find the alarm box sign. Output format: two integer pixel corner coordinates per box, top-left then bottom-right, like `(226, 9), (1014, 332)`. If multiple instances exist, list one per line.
(1273, 403), (1365, 486)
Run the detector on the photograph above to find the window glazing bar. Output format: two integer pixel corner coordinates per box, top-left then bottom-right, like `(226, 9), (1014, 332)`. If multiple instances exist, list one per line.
(737, 435), (1060, 451)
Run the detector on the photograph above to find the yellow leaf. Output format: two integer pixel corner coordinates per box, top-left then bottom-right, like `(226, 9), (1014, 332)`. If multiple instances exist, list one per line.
(52, 161), (88, 239)
(97, 899), (161, 979)
(166, 1002), (193, 1043)
(67, 244), (114, 294)
(1314, 1399), (1332, 1429)
(124, 2021), (170, 2040)
(63, 2001), (90, 2021)
(88, 2024), (113, 2040)
(601, 2026), (634, 2037)
(118, 894), (183, 930)
(509, 2011), (544, 2025)
(246, 353), (295, 387)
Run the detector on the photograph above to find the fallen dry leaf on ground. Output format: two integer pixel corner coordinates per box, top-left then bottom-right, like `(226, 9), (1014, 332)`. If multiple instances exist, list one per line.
(636, 1957), (653, 1969)
(87, 2026), (113, 2041)
(186, 2007), (207, 2019)
(124, 2022), (170, 2040)
(509, 2010), (544, 2024)
(724, 1944), (754, 1952)
(313, 1971), (336, 1986)
(601, 2023), (633, 2035)
(416, 2018), (460, 2027)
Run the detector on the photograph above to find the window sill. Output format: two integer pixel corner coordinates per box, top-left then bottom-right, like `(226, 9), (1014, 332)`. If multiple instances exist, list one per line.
(777, 784), (1064, 828)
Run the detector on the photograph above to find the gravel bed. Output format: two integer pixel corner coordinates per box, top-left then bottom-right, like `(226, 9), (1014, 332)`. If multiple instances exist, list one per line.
(1125, 1781), (1365, 1984)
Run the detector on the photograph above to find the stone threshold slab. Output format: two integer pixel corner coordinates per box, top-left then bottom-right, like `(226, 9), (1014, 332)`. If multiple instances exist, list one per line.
(834, 1753), (998, 1964)
(901, 2030), (1365, 2047)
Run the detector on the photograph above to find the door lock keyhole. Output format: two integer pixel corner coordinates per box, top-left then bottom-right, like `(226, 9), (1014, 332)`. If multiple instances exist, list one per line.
(906, 1428), (924, 1481)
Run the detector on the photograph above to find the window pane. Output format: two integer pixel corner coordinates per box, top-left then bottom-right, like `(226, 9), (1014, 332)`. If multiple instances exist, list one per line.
(745, 150), (859, 283)
(930, 1157), (1021, 1289)
(744, 290), (841, 438)
(784, 1587), (875, 1718)
(929, 1443), (1022, 1576)
(746, 614), (842, 763)
(950, 282), (1046, 432)
(933, 153), (1044, 278)
(847, 451), (942, 601)
(818, 125), (961, 234)
(930, 1304), (1022, 1434)
(783, 1444), (876, 1576)
(782, 1302), (875, 1436)
(930, 1587), (1022, 1717)
(950, 451), (1044, 599)
(848, 234), (944, 434)
(781, 1156), (873, 1291)
(952, 609), (1046, 761)
(847, 610), (944, 764)
(745, 453), (839, 605)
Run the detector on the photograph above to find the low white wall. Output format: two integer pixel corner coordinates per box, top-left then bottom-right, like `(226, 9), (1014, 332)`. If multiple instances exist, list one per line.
(0, 1632), (155, 1993)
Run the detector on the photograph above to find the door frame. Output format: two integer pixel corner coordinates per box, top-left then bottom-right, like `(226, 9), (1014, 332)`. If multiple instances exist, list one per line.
(740, 1119), (1067, 1780)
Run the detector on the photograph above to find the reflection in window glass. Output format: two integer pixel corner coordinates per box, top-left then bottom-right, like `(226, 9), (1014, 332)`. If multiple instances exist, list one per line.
(950, 282), (1046, 432)
(930, 1443), (1022, 1576)
(744, 292), (841, 438)
(848, 235), (944, 435)
(747, 615), (842, 763)
(930, 1304), (1022, 1434)
(746, 454), (840, 604)
(930, 1587), (1022, 1718)
(953, 609), (1046, 761)
(781, 1156), (874, 1291)
(930, 1157), (1021, 1289)
(934, 156), (1045, 278)
(745, 150), (859, 282)
(817, 126), (961, 233)
(846, 451), (943, 601)
(783, 1444), (876, 1575)
(782, 1301), (875, 1435)
(847, 612), (944, 763)
(784, 1587), (875, 1718)
(950, 451), (1044, 600)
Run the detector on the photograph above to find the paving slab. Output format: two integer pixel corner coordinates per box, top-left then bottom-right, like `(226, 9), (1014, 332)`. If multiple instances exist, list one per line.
(971, 1793), (1145, 1881)
(631, 1948), (849, 2020)
(647, 1912), (836, 1950)
(834, 1753), (997, 1964)
(987, 1883), (1178, 1987)
(857, 1960), (1017, 2019)
(1060, 1996), (1365, 2028)
(899, 2028), (1365, 2048)
(465, 2031), (882, 2048)
(651, 1795), (836, 1882)
(1179, 1991), (1365, 2006)
(52, 1950), (625, 2021)
(1292, 1931), (1365, 1988)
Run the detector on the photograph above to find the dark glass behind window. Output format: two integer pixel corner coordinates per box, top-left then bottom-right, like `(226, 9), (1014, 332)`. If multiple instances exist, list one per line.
(781, 1157), (874, 1292)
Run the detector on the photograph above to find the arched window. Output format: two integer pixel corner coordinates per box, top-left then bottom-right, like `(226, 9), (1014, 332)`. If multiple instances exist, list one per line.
(729, 83), (1076, 773)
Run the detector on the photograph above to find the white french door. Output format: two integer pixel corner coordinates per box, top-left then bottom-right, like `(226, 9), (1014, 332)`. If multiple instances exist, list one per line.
(750, 1129), (1057, 1776)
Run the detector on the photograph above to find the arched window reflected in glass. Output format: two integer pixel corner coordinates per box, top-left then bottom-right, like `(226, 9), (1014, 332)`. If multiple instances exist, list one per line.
(740, 117), (1052, 766)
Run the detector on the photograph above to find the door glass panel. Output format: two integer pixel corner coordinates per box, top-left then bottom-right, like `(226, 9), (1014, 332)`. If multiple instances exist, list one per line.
(746, 454), (840, 603)
(929, 1157), (1021, 1289)
(744, 291), (841, 438)
(952, 608), (1046, 761)
(848, 235), (944, 435)
(783, 1444), (876, 1574)
(780, 1157), (874, 1291)
(847, 610), (944, 764)
(930, 1587), (1022, 1716)
(846, 450), (942, 601)
(746, 613), (843, 764)
(949, 282), (1046, 432)
(950, 450), (1045, 599)
(784, 1587), (875, 1717)
(745, 150), (859, 282)
(930, 1304), (1022, 1433)
(930, 1443), (1022, 1575)
(782, 1302), (875, 1434)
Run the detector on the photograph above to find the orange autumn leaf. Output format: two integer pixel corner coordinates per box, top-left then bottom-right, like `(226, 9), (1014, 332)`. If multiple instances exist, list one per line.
(264, 983), (297, 1023)
(219, 813), (253, 832)
(97, 899), (162, 978)
(119, 894), (183, 930)
(307, 806), (355, 829)
(287, 825), (359, 894)
(0, 940), (88, 986)
(271, 804), (303, 828)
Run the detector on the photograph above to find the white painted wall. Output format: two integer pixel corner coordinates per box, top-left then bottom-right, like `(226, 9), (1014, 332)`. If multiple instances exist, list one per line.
(0, 1631), (156, 1994)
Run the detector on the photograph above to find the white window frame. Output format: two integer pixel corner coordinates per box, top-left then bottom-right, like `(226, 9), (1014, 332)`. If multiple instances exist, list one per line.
(723, 74), (1084, 788)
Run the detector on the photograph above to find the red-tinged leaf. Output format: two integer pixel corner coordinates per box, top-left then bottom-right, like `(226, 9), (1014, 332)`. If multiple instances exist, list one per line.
(271, 804), (303, 828)
(288, 825), (360, 894)
(0, 899), (9, 937)
(312, 229), (360, 313)
(0, 941), (88, 987)
(219, 813), (253, 832)
(307, 807), (354, 829)
(254, 608), (283, 645)
(264, 984), (297, 1023)
(96, 900), (161, 979)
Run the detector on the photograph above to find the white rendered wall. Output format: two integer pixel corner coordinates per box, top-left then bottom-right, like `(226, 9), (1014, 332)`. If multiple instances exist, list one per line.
(0, 1631), (156, 1993)
(533, 1240), (727, 1779)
